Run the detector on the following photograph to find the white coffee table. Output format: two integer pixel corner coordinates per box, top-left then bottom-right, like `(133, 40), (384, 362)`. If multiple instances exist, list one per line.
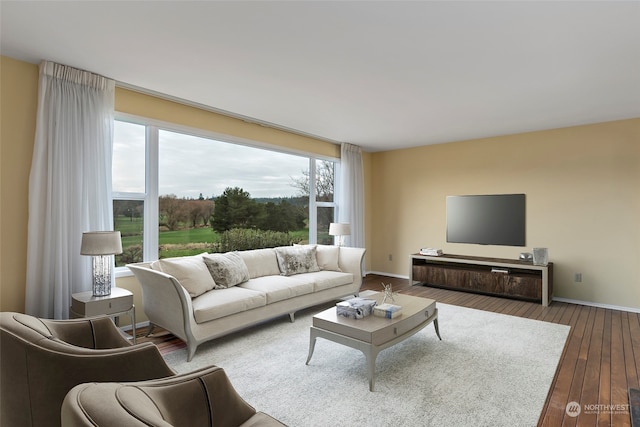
(305, 292), (441, 391)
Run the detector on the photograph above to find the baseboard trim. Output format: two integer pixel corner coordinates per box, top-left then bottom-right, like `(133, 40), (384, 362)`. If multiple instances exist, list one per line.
(366, 270), (409, 280)
(366, 271), (640, 314)
(552, 297), (640, 314)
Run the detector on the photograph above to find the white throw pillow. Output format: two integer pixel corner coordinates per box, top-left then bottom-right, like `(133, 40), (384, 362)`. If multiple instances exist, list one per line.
(202, 252), (250, 288)
(157, 254), (216, 298)
(237, 249), (281, 278)
(274, 245), (320, 276)
(315, 244), (342, 272)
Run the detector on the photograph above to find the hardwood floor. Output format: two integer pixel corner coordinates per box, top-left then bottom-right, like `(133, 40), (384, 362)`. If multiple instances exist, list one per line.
(139, 273), (639, 427)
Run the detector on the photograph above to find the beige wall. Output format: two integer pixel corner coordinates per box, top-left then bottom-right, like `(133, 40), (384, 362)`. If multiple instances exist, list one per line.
(1, 57), (38, 313)
(2, 55), (638, 315)
(369, 119), (640, 309)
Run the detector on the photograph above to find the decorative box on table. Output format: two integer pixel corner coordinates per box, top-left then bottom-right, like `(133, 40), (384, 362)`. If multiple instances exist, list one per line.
(336, 297), (377, 319)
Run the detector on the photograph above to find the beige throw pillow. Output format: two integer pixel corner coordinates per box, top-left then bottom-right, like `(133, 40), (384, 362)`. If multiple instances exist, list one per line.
(275, 245), (320, 276)
(203, 252), (250, 288)
(315, 244), (342, 271)
(157, 254), (216, 298)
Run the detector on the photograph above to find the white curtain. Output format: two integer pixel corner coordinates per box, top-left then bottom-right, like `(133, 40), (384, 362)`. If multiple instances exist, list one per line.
(338, 143), (365, 248)
(26, 61), (115, 319)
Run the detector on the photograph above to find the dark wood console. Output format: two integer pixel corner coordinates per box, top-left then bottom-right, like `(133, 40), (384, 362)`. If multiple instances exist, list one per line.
(410, 254), (553, 306)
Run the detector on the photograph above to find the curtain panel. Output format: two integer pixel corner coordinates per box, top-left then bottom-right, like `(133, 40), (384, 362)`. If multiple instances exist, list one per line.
(338, 143), (365, 249)
(26, 61), (115, 319)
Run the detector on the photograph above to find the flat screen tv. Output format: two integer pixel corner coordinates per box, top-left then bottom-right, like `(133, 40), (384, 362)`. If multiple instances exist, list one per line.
(446, 194), (526, 246)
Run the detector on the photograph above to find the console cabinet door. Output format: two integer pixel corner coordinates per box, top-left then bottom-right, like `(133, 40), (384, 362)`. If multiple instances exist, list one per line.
(503, 275), (542, 300)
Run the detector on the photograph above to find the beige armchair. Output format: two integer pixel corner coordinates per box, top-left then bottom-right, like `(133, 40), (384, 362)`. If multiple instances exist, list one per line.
(62, 365), (286, 426)
(0, 312), (175, 427)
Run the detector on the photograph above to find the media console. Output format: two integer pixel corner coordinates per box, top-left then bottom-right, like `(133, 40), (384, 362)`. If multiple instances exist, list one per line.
(410, 253), (553, 306)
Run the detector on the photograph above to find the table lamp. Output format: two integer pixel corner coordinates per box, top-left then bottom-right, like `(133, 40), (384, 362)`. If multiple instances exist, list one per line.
(329, 223), (350, 247)
(81, 231), (123, 296)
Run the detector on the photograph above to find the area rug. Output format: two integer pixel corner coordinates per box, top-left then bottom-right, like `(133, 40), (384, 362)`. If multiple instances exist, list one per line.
(163, 303), (570, 427)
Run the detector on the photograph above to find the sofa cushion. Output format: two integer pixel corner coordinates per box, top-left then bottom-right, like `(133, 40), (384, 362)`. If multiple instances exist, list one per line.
(274, 245), (320, 276)
(203, 252), (250, 289)
(191, 287), (267, 323)
(237, 249), (281, 279)
(315, 245), (342, 272)
(302, 270), (354, 292)
(238, 275), (315, 304)
(154, 254), (216, 298)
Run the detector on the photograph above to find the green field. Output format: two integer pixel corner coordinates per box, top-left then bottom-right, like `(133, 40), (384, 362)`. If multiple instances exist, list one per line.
(115, 216), (311, 262)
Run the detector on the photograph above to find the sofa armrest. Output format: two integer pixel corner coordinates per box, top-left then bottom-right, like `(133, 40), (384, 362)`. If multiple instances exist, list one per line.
(127, 264), (195, 343)
(337, 246), (366, 288)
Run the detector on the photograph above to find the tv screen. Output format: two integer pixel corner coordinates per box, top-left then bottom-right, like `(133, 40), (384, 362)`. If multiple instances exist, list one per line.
(446, 194), (526, 246)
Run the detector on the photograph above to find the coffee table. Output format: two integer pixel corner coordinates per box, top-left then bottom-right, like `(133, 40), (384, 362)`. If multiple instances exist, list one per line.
(305, 292), (441, 391)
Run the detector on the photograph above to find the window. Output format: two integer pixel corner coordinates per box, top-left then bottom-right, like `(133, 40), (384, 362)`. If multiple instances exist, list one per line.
(314, 159), (337, 245)
(112, 121), (150, 267)
(112, 117), (338, 268)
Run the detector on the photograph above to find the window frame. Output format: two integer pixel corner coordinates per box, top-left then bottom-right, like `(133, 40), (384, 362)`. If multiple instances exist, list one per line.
(113, 113), (339, 276)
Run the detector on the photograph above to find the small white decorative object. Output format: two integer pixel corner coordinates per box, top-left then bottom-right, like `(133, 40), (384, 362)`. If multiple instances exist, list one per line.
(419, 247), (443, 256)
(533, 248), (549, 266)
(381, 283), (395, 304)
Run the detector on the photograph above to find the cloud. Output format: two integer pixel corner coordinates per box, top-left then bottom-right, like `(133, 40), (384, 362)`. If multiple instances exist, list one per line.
(113, 121), (310, 199)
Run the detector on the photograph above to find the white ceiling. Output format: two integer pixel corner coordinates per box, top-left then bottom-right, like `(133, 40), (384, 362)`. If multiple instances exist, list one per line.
(2, 1), (639, 152)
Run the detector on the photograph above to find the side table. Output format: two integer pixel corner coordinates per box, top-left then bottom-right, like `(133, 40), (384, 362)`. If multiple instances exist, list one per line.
(70, 287), (136, 344)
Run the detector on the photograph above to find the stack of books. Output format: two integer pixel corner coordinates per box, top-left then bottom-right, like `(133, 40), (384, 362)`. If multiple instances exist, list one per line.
(373, 303), (403, 319)
(419, 247), (443, 256)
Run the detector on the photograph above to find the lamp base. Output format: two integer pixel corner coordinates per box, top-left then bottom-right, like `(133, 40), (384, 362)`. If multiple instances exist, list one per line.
(92, 255), (112, 297)
(92, 283), (111, 297)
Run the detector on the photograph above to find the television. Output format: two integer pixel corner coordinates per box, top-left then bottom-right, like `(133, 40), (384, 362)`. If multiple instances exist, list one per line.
(446, 194), (526, 247)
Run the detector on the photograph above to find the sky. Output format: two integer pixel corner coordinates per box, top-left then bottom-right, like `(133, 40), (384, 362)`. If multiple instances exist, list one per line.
(112, 121), (311, 199)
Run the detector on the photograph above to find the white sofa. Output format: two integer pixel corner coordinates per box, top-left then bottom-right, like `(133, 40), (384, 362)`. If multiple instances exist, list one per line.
(128, 244), (366, 361)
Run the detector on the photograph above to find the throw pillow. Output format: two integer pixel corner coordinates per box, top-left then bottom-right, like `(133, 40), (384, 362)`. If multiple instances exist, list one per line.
(315, 244), (342, 271)
(157, 254), (216, 298)
(274, 245), (320, 276)
(203, 252), (250, 288)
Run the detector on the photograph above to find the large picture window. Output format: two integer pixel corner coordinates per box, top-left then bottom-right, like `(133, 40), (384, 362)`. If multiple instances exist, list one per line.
(112, 117), (338, 268)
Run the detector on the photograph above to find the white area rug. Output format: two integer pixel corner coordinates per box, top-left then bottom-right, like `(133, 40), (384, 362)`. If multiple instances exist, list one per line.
(163, 302), (570, 427)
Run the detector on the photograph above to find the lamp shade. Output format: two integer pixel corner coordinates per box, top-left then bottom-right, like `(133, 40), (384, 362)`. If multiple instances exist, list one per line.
(329, 223), (351, 236)
(80, 231), (123, 255)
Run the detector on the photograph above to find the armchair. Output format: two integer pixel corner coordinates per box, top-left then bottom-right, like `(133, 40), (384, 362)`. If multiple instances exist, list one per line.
(0, 312), (175, 427)
(62, 365), (286, 426)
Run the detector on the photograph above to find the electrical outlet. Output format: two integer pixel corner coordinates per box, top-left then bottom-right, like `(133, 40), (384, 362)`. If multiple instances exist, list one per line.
(388, 254), (393, 261)
(574, 273), (582, 283)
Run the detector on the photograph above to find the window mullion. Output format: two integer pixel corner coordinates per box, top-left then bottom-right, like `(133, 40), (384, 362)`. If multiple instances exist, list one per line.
(145, 126), (159, 261)
(308, 158), (317, 244)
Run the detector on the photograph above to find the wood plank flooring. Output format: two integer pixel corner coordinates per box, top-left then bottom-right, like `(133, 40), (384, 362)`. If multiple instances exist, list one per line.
(139, 273), (639, 426)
